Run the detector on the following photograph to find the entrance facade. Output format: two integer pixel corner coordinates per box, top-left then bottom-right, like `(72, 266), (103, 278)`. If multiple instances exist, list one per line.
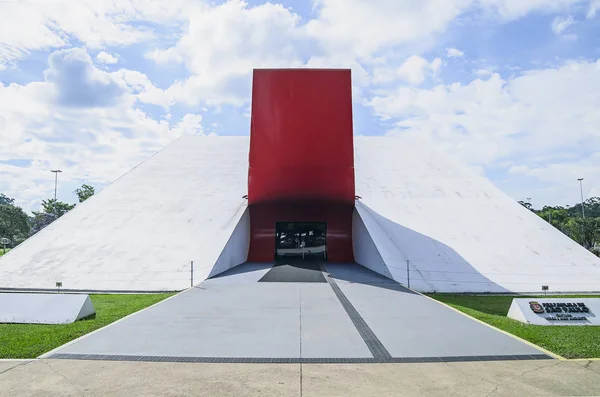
(275, 222), (327, 260)
(246, 69), (355, 263)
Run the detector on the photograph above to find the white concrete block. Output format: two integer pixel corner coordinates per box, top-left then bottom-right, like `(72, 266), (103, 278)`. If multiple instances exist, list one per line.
(508, 298), (600, 325)
(0, 293), (95, 324)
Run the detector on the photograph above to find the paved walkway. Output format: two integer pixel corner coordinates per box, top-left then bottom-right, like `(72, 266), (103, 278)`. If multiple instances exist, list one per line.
(45, 262), (545, 362)
(2, 358), (600, 396)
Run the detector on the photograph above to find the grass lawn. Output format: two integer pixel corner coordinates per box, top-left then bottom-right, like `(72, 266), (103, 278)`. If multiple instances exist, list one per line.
(0, 248), (10, 257)
(0, 293), (174, 359)
(429, 294), (600, 359)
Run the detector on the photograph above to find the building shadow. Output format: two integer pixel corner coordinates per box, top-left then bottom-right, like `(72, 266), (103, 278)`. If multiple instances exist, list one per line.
(355, 202), (511, 293)
(207, 262), (274, 279)
(324, 262), (419, 294)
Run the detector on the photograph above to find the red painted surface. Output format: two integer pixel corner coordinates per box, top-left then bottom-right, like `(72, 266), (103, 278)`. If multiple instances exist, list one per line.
(247, 69), (355, 262)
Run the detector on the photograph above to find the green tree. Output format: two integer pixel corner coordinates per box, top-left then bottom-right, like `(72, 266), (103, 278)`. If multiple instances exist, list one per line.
(74, 184), (95, 203)
(518, 200), (534, 211)
(40, 199), (75, 217)
(562, 218), (600, 250)
(0, 193), (15, 206)
(567, 197), (600, 219)
(537, 206), (569, 230)
(0, 204), (30, 246)
(30, 199), (75, 235)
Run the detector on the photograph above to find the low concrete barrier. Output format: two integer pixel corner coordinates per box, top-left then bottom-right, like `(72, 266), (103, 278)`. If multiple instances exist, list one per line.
(0, 293), (95, 324)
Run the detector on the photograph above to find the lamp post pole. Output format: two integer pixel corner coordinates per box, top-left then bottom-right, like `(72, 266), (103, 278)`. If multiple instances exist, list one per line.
(51, 170), (62, 201)
(577, 178), (585, 218)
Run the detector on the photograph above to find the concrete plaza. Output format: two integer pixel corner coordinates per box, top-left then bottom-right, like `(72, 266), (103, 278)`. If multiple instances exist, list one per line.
(2, 358), (600, 396)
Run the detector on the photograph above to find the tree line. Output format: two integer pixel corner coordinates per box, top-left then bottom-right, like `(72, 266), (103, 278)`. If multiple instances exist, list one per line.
(518, 197), (600, 256)
(0, 184), (95, 248)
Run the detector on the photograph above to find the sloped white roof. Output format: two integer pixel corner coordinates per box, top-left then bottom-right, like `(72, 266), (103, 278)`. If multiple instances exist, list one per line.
(354, 136), (600, 293)
(1, 135), (598, 292)
(0, 137), (249, 291)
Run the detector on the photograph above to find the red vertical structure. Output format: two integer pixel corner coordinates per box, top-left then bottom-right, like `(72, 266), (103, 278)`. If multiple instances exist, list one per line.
(247, 69), (355, 262)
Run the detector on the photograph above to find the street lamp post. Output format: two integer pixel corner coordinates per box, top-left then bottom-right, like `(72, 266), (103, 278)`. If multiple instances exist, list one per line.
(51, 170), (62, 201)
(577, 178), (585, 218)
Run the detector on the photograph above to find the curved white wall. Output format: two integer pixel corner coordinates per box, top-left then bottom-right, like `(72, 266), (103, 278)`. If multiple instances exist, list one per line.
(354, 136), (600, 293)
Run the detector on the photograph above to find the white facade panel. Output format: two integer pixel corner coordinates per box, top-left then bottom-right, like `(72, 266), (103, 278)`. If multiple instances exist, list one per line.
(354, 136), (600, 293)
(0, 137), (250, 291)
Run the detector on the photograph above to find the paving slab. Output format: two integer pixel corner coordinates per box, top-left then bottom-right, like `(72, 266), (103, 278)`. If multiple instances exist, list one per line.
(0, 361), (31, 375)
(300, 284), (371, 358)
(0, 359), (301, 397)
(325, 263), (543, 358)
(259, 259), (326, 283)
(3, 359), (600, 397)
(301, 360), (600, 397)
(54, 283), (302, 358)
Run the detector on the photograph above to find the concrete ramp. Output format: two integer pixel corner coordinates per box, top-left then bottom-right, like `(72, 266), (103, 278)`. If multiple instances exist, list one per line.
(46, 262), (547, 362)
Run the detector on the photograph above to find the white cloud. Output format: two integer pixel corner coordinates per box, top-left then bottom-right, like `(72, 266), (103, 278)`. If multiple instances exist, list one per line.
(96, 51), (118, 64)
(369, 59), (600, 204)
(306, 0), (472, 59)
(430, 58), (443, 75)
(0, 0), (191, 69)
(446, 48), (464, 57)
(117, 69), (171, 109)
(588, 0), (600, 18)
(45, 48), (125, 107)
(551, 15), (575, 35)
(305, 0), (587, 60)
(0, 48), (206, 212)
(475, 67), (495, 76)
(146, 0), (305, 106)
(171, 114), (205, 136)
(508, 154), (600, 206)
(372, 55), (443, 85)
(478, 0), (583, 20)
(397, 56), (431, 85)
(2, 0), (599, 211)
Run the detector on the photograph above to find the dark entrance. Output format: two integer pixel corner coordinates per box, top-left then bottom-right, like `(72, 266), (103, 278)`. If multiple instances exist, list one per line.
(259, 222), (327, 283)
(275, 222), (327, 261)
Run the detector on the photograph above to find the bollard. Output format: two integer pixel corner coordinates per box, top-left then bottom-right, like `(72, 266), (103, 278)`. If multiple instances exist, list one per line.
(406, 260), (410, 289)
(191, 261), (194, 288)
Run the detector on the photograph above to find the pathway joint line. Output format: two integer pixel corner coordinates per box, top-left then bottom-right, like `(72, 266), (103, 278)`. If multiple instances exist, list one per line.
(319, 265), (392, 360)
(47, 353), (552, 364)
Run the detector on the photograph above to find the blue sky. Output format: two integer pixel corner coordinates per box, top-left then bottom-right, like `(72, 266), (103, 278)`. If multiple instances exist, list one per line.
(1, 0), (599, 213)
